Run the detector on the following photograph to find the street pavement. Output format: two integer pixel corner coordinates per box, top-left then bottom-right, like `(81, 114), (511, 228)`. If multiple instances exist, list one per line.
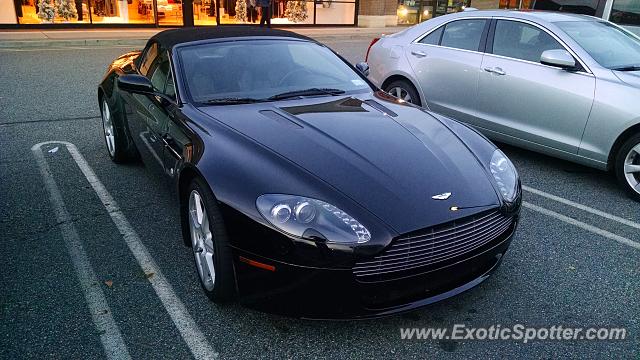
(0, 38), (638, 359)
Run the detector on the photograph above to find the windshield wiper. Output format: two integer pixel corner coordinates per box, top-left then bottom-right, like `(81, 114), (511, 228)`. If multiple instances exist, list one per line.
(202, 97), (267, 105)
(611, 64), (640, 71)
(268, 88), (346, 101)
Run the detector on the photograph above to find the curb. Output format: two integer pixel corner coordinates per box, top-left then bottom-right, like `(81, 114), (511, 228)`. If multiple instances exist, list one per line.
(0, 31), (398, 49)
(0, 38), (149, 49)
(0, 35), (380, 49)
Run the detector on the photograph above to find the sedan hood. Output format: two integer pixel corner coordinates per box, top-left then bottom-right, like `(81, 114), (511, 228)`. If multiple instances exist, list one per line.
(198, 95), (500, 234)
(613, 70), (640, 88)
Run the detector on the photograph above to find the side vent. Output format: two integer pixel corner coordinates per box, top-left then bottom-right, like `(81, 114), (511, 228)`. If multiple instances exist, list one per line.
(259, 110), (303, 129)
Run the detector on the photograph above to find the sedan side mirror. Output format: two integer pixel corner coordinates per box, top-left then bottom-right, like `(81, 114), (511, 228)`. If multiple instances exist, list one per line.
(117, 74), (154, 94)
(355, 62), (370, 77)
(540, 49), (576, 70)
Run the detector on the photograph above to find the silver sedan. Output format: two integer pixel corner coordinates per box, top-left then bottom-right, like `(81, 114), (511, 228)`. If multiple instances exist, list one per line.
(366, 10), (640, 200)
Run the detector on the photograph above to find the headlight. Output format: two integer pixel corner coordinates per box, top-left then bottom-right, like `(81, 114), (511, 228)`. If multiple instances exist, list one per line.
(256, 194), (371, 244)
(490, 150), (518, 203)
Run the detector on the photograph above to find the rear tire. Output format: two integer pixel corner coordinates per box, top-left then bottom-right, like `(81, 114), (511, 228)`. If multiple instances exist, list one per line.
(185, 177), (236, 303)
(614, 133), (640, 201)
(384, 79), (422, 106)
(100, 97), (137, 163)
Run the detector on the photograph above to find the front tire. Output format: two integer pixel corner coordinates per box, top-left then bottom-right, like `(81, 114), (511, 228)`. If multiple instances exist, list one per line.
(100, 97), (137, 163)
(384, 79), (422, 106)
(185, 177), (236, 303)
(615, 133), (640, 201)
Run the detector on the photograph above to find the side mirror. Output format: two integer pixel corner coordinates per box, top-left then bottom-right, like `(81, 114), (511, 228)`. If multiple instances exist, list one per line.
(540, 49), (576, 70)
(117, 74), (154, 94)
(355, 62), (370, 77)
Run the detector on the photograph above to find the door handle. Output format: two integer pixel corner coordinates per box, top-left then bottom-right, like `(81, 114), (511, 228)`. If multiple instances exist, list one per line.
(484, 67), (506, 76)
(411, 50), (427, 58)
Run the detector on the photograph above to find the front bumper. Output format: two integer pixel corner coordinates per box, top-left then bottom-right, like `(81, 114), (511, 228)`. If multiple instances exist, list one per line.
(232, 221), (517, 319)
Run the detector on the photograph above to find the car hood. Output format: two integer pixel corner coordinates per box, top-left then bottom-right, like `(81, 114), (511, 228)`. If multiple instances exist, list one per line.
(198, 94), (500, 234)
(613, 70), (640, 88)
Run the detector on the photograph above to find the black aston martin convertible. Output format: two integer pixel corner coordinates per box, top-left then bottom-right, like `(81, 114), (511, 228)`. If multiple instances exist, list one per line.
(98, 27), (521, 319)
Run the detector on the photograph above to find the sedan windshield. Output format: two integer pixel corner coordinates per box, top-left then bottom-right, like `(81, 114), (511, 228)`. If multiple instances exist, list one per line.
(178, 40), (371, 103)
(556, 20), (640, 70)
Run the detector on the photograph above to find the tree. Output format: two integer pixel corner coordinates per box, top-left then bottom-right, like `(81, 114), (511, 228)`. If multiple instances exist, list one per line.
(235, 0), (248, 23)
(38, 0), (56, 22)
(285, 0), (307, 23)
(55, 0), (78, 21)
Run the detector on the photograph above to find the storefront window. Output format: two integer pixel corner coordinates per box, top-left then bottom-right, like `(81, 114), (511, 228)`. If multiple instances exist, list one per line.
(213, 0), (353, 25)
(316, 0), (355, 24)
(610, 0), (640, 26)
(92, 0), (157, 24)
(16, 0), (89, 23)
(528, 0), (595, 14)
(193, 0), (217, 25)
(1, 0), (17, 23)
(218, 0), (262, 24)
(398, 0), (464, 25)
(2, 0), (357, 25)
(397, 0), (420, 24)
(156, 0), (183, 25)
(13, 0), (158, 24)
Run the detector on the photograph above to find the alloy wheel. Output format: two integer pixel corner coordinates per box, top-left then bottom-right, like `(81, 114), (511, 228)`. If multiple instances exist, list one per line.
(624, 143), (640, 195)
(388, 87), (413, 103)
(189, 190), (216, 291)
(101, 100), (116, 157)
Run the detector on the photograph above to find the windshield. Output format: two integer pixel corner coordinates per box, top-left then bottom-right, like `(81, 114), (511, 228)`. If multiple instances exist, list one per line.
(178, 40), (371, 103)
(556, 20), (640, 69)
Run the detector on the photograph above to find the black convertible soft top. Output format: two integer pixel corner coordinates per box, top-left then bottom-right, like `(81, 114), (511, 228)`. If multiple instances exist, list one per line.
(149, 26), (314, 49)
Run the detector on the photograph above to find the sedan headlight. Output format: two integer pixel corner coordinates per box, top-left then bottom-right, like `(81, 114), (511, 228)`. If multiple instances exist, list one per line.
(256, 194), (371, 244)
(490, 150), (519, 203)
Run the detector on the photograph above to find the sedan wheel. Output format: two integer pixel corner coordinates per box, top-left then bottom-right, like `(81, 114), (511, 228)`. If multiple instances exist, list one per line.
(384, 79), (422, 106)
(615, 134), (640, 201)
(189, 190), (216, 291)
(388, 87), (413, 103)
(623, 144), (640, 194)
(101, 100), (116, 157)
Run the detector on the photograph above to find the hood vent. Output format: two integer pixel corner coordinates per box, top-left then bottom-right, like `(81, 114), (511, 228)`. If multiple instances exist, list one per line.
(259, 110), (303, 129)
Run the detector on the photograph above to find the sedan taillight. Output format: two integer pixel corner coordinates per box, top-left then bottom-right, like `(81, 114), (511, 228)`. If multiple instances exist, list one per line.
(365, 37), (380, 62)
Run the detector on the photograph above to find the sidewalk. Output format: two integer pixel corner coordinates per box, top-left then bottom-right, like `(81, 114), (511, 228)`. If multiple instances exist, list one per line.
(0, 27), (405, 48)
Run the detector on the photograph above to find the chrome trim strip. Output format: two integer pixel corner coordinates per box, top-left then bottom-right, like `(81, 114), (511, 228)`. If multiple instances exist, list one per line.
(490, 16), (593, 74)
(412, 16), (492, 56)
(481, 52), (593, 76)
(411, 15), (593, 74)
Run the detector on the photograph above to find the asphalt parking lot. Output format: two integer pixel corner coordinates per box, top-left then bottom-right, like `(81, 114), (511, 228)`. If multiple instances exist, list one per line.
(0, 39), (638, 359)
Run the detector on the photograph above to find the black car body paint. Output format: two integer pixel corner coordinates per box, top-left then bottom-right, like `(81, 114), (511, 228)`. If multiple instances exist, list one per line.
(98, 29), (521, 319)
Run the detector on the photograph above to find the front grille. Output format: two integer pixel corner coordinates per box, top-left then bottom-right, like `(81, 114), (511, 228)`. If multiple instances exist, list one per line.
(353, 210), (514, 281)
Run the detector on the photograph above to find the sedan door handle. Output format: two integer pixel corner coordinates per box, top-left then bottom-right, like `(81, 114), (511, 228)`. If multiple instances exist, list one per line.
(484, 67), (506, 76)
(411, 50), (427, 58)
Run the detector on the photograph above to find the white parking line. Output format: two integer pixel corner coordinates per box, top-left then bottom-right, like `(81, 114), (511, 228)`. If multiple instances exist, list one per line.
(523, 185), (640, 230)
(523, 201), (640, 251)
(32, 143), (132, 360)
(32, 141), (218, 360)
